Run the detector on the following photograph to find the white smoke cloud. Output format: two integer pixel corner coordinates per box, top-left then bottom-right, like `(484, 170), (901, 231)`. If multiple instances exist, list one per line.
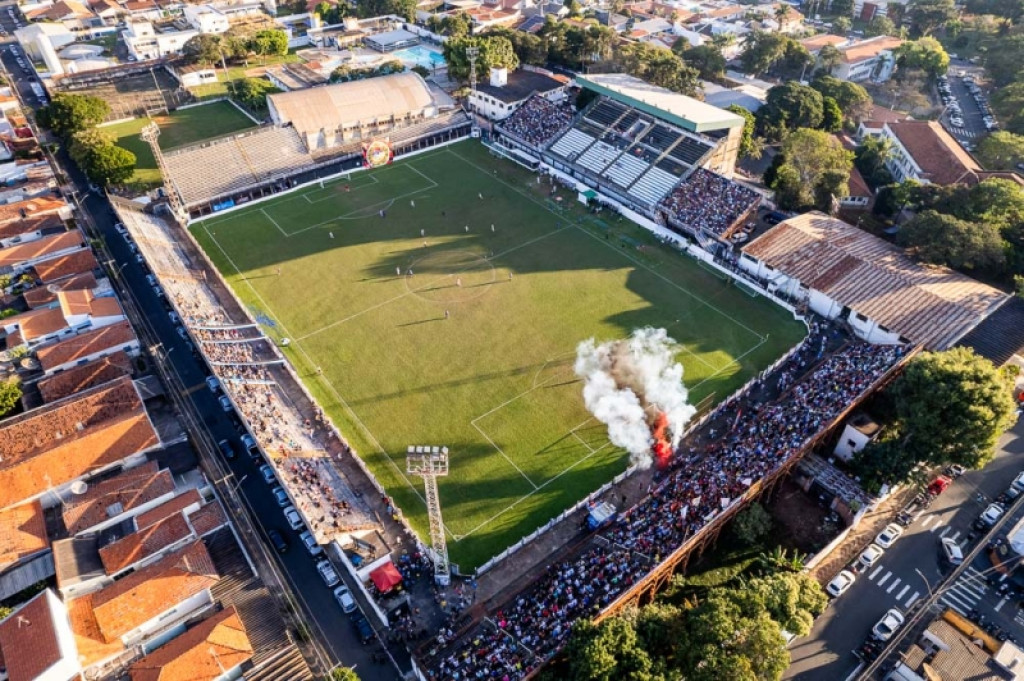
(574, 327), (696, 468)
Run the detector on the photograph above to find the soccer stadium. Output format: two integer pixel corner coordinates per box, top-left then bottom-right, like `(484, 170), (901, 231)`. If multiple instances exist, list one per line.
(174, 72), (811, 570)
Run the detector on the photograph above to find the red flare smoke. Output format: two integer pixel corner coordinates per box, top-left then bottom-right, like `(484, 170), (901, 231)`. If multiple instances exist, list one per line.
(652, 412), (673, 468)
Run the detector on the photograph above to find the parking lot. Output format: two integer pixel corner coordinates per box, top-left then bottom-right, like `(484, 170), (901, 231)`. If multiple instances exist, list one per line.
(937, 72), (995, 149)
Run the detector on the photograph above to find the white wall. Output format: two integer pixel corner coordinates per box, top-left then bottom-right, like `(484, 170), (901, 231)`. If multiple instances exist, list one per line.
(833, 422), (874, 461)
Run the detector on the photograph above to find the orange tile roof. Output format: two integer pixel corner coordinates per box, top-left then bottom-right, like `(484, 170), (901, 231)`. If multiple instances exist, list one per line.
(2, 307), (67, 342)
(187, 502), (227, 537)
(0, 591), (63, 681)
(23, 271), (97, 309)
(90, 540), (218, 643)
(61, 461), (172, 536)
(846, 164), (872, 198)
(0, 214), (63, 241)
(0, 197), (66, 225)
(90, 297), (123, 318)
(0, 376), (159, 508)
(38, 351), (132, 404)
(135, 490), (202, 531)
(36, 321), (137, 372)
(839, 36), (903, 63)
(0, 230), (85, 268)
(800, 34), (847, 52)
(32, 249), (99, 283)
(887, 120), (982, 186)
(129, 607), (252, 681)
(0, 501), (48, 571)
(99, 512), (193, 575)
(67, 594), (125, 669)
(57, 289), (93, 317)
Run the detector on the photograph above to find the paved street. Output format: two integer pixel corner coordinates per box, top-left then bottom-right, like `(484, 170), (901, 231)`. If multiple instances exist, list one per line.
(939, 71), (989, 144)
(786, 417), (1024, 680)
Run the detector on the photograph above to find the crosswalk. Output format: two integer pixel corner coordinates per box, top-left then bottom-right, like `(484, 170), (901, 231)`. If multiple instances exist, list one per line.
(946, 126), (980, 139)
(864, 564), (922, 610)
(938, 566), (989, 616)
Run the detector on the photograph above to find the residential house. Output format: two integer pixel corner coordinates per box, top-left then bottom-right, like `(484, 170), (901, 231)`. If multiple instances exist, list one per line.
(23, 271), (99, 309)
(32, 248), (100, 284)
(128, 606), (253, 681)
(835, 35), (902, 82)
(0, 589), (81, 681)
(183, 4), (230, 33)
(123, 0), (162, 21)
(59, 461), (175, 538)
(36, 349), (129, 401)
(36, 320), (140, 376)
(0, 214), (64, 249)
(123, 22), (197, 59)
(0, 501), (53, 602)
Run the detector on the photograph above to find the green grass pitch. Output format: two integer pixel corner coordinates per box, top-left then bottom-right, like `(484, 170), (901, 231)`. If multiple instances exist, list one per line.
(191, 141), (806, 569)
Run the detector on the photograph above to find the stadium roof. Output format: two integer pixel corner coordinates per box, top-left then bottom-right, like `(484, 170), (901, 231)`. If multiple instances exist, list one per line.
(742, 212), (1008, 350)
(577, 73), (744, 133)
(267, 73), (436, 135)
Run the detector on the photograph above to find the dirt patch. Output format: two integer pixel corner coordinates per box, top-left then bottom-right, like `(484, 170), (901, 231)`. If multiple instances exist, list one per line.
(765, 477), (839, 557)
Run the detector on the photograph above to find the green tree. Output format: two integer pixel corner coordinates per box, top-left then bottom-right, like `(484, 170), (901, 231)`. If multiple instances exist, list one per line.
(866, 15), (897, 36)
(851, 438), (920, 494)
(983, 35), (1024, 87)
(740, 31), (790, 75)
(757, 82), (824, 140)
(328, 668), (360, 681)
(831, 0), (855, 16)
(617, 42), (700, 95)
(443, 36), (520, 82)
(821, 96), (843, 132)
(733, 502), (773, 544)
(37, 93), (110, 138)
(894, 37), (949, 77)
(748, 572), (828, 637)
(898, 209), (1006, 272)
(776, 128), (853, 200)
(681, 593), (790, 681)
(0, 379), (21, 418)
(976, 131), (1024, 170)
(905, 0), (957, 35)
(69, 128), (136, 187)
(678, 42), (727, 80)
(887, 348), (1018, 469)
(833, 16), (853, 34)
(816, 44), (842, 75)
(990, 81), (1024, 133)
(228, 77), (276, 112)
(728, 104), (763, 159)
(771, 164), (806, 210)
(565, 617), (658, 681)
(485, 27), (548, 65)
(249, 29), (288, 59)
(854, 135), (894, 187)
(811, 75), (873, 122)
(182, 33), (224, 65)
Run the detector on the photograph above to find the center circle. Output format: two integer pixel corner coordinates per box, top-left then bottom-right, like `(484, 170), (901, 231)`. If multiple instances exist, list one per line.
(405, 250), (498, 304)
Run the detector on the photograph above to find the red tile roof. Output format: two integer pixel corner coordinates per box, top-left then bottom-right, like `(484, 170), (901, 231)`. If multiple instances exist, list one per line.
(135, 490), (202, 530)
(23, 271), (98, 309)
(99, 512), (193, 574)
(67, 593), (125, 668)
(61, 461), (173, 536)
(1, 307), (67, 342)
(886, 120), (983, 186)
(129, 607), (252, 681)
(839, 36), (903, 63)
(90, 540), (218, 643)
(0, 214), (63, 241)
(0, 197), (66, 225)
(36, 321), (137, 372)
(0, 591), (63, 681)
(0, 376), (159, 509)
(0, 230), (84, 268)
(0, 501), (48, 571)
(57, 289), (122, 319)
(187, 502), (227, 537)
(32, 249), (99, 283)
(37, 351), (132, 403)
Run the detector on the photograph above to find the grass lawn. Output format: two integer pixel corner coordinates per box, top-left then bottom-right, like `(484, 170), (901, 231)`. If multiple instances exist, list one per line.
(102, 101), (256, 188)
(191, 141), (806, 569)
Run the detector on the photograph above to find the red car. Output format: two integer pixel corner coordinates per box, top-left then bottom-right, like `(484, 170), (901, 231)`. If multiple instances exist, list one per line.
(928, 475), (952, 496)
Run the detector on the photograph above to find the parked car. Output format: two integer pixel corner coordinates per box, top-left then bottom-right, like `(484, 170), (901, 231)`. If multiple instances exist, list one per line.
(316, 560), (340, 587)
(271, 486), (289, 507)
(875, 523), (904, 549)
(217, 439), (236, 461)
(856, 544), (884, 572)
(218, 395), (233, 412)
(928, 476), (952, 496)
(241, 433), (259, 459)
(333, 585), (357, 613)
(351, 613), (375, 644)
(978, 502), (1005, 528)
(1012, 471), (1024, 492)
(940, 536), (964, 566)
(826, 570), (856, 598)
(268, 528), (288, 554)
(871, 608), (905, 641)
(300, 530), (323, 556)
(205, 376), (220, 393)
(259, 464), (276, 485)
(284, 506), (304, 532)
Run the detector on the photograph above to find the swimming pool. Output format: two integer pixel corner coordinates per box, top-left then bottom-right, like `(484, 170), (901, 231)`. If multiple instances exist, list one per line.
(392, 45), (446, 69)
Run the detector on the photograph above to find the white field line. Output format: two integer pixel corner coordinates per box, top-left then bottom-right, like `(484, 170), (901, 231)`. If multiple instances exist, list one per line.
(260, 208), (288, 238)
(198, 222), (455, 540)
(471, 421), (540, 490)
(303, 173), (379, 204)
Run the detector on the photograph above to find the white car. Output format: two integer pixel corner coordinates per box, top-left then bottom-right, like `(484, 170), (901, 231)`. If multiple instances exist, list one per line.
(283, 506), (304, 531)
(980, 503), (1004, 526)
(871, 608), (905, 641)
(317, 560), (340, 587)
(856, 543), (884, 571)
(300, 530), (323, 556)
(941, 537), (964, 565)
(875, 523), (904, 549)
(826, 570), (856, 598)
(333, 585), (357, 613)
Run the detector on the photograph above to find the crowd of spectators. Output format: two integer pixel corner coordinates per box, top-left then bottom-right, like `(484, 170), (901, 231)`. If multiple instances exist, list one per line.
(426, 331), (906, 680)
(277, 457), (366, 534)
(499, 96), (575, 149)
(661, 168), (761, 236)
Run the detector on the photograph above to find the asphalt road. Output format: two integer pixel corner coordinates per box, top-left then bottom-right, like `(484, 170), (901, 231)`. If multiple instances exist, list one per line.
(939, 72), (990, 146)
(786, 417), (1024, 680)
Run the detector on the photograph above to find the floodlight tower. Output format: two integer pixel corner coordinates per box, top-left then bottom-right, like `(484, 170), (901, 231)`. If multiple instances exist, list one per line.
(466, 45), (479, 114)
(140, 123), (188, 224)
(407, 446), (451, 586)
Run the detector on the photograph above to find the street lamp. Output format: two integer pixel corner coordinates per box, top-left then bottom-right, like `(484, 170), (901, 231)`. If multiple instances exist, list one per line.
(914, 568), (934, 600)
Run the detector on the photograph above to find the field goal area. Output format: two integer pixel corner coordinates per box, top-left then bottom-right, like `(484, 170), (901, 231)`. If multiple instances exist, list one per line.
(192, 142), (803, 568)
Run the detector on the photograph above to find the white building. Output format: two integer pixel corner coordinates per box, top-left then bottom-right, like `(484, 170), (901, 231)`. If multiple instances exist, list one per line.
(869, 120), (983, 186)
(468, 67), (567, 122)
(739, 212), (1007, 350)
(833, 412), (881, 461)
(183, 4), (230, 33)
(834, 35), (902, 82)
(123, 21), (198, 59)
(14, 23), (75, 75)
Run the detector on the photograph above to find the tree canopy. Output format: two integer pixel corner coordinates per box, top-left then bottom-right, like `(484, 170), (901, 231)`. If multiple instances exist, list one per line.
(894, 37), (950, 78)
(443, 36), (520, 82)
(727, 104), (762, 160)
(617, 42), (701, 96)
(865, 15), (898, 36)
(768, 129), (853, 211)
(37, 93), (110, 138)
(0, 379), (20, 419)
(68, 128), (136, 187)
(677, 42), (727, 81)
(854, 135), (894, 188)
(897, 209), (1006, 271)
(905, 0), (958, 36)
(976, 131), (1024, 170)
(756, 82), (824, 140)
(810, 75), (873, 123)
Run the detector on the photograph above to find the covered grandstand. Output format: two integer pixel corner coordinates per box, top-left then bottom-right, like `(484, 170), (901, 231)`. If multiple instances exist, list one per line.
(494, 73), (757, 243)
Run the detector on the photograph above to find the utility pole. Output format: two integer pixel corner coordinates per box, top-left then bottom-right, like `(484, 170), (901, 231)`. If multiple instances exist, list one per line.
(407, 446), (451, 586)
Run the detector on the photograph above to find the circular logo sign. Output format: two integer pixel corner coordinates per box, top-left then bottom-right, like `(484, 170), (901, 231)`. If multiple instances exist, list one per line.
(364, 139), (392, 168)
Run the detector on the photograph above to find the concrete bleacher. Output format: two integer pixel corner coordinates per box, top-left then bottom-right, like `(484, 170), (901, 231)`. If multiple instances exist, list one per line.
(577, 140), (621, 174)
(550, 127), (595, 160)
(605, 152), (648, 187)
(163, 127), (316, 207)
(630, 166), (678, 205)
